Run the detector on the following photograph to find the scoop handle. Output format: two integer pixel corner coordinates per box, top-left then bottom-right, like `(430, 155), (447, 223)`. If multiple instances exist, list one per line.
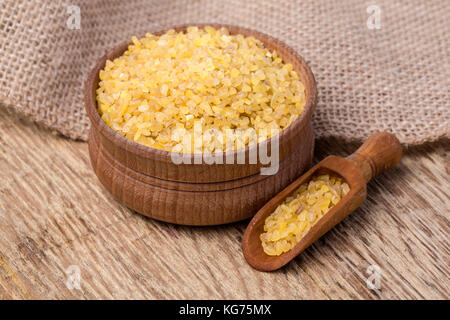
(346, 132), (402, 183)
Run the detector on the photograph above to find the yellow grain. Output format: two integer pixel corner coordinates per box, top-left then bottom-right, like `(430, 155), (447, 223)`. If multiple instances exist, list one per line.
(261, 175), (350, 256)
(96, 26), (306, 152)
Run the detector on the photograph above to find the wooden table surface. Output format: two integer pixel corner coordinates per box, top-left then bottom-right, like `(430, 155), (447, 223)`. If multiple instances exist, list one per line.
(0, 107), (448, 300)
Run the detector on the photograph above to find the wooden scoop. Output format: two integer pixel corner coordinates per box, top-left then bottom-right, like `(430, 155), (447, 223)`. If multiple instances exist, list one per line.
(242, 132), (402, 271)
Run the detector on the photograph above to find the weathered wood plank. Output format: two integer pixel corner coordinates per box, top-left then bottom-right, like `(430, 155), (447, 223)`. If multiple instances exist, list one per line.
(0, 107), (448, 299)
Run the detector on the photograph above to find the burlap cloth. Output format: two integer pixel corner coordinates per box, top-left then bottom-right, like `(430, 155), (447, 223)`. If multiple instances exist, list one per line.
(1, 0), (448, 144)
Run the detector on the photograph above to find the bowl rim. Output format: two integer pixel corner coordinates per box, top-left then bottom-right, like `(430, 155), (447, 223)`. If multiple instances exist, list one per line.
(84, 24), (317, 162)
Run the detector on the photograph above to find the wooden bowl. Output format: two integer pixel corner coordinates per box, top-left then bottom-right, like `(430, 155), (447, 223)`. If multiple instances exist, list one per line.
(84, 25), (317, 226)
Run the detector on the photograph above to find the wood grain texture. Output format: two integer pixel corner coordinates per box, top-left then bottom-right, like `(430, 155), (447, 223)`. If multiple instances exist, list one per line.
(0, 107), (448, 299)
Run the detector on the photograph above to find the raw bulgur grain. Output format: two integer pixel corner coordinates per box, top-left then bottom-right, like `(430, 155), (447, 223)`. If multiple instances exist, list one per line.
(96, 26), (306, 152)
(260, 174), (350, 256)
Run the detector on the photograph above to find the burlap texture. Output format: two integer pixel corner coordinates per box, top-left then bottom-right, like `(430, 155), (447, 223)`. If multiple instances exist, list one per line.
(1, 0), (448, 144)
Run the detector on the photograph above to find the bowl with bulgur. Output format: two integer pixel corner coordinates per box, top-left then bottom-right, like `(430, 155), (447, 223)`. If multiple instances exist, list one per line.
(85, 25), (317, 225)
